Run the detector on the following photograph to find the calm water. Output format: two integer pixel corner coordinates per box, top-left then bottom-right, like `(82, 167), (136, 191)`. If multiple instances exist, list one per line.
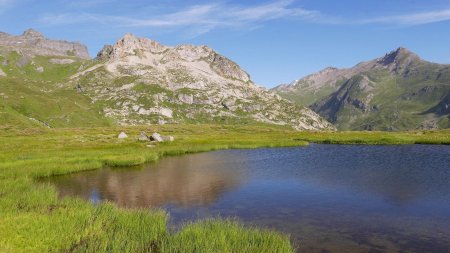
(45, 144), (450, 253)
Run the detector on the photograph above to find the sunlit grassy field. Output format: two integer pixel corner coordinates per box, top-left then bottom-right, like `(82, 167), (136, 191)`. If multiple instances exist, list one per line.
(0, 124), (448, 252)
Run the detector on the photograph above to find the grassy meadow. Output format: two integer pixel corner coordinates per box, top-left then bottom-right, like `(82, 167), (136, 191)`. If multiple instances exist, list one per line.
(0, 124), (449, 253)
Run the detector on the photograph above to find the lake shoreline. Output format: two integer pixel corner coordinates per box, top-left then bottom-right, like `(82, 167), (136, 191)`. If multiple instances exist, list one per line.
(1, 125), (449, 252)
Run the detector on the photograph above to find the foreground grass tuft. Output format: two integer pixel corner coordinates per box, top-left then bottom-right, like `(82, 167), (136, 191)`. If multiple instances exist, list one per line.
(168, 219), (294, 253)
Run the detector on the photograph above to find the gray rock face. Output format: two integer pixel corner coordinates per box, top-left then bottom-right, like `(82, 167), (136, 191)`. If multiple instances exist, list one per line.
(0, 29), (90, 59)
(208, 52), (250, 82)
(96, 45), (114, 61)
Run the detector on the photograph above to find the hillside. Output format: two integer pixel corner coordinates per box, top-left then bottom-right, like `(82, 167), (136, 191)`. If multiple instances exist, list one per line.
(273, 48), (450, 130)
(0, 30), (334, 130)
(0, 30), (111, 128)
(69, 33), (333, 130)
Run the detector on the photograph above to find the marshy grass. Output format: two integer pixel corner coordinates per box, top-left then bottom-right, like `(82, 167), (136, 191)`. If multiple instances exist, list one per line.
(0, 124), (448, 252)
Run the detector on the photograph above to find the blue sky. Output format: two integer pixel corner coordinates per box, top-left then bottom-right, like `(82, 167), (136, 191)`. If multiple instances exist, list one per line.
(1, 0), (450, 87)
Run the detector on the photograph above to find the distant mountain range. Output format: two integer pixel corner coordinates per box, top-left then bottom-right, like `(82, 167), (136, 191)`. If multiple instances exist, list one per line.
(0, 29), (333, 130)
(273, 47), (450, 130)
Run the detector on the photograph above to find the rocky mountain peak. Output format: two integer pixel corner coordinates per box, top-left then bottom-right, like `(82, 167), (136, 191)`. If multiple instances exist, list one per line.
(74, 34), (333, 130)
(377, 47), (421, 66)
(115, 33), (167, 58)
(22, 28), (44, 38)
(94, 33), (250, 82)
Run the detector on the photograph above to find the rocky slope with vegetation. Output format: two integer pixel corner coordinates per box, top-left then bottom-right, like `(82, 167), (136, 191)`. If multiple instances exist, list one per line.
(0, 29), (334, 130)
(273, 48), (450, 130)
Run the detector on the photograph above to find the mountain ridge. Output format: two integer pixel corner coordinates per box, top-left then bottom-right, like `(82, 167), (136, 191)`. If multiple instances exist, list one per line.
(0, 28), (90, 59)
(273, 47), (450, 130)
(0, 29), (334, 130)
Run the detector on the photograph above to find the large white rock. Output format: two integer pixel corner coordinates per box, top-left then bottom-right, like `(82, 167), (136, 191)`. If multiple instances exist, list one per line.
(150, 132), (163, 142)
(118, 132), (128, 139)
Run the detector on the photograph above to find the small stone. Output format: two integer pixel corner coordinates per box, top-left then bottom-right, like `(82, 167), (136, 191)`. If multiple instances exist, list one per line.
(118, 132), (128, 139)
(146, 144), (156, 148)
(76, 83), (84, 93)
(36, 66), (44, 72)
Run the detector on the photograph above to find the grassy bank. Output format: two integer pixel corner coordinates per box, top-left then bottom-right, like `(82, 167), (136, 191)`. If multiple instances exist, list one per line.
(0, 124), (449, 253)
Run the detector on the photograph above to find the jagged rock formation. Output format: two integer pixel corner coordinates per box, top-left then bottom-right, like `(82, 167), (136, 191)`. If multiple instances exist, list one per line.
(273, 47), (450, 130)
(0, 29), (90, 59)
(72, 33), (334, 130)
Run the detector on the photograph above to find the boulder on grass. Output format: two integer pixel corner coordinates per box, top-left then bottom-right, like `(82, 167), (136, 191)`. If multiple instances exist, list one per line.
(118, 132), (128, 139)
(150, 132), (163, 142)
(161, 135), (175, 142)
(138, 132), (149, 141)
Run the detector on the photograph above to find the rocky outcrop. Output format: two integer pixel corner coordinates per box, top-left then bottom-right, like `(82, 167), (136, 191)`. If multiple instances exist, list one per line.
(72, 33), (334, 131)
(0, 68), (6, 77)
(425, 93), (450, 116)
(0, 29), (90, 59)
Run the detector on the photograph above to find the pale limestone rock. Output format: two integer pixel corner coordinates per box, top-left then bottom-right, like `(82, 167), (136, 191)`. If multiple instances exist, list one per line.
(118, 132), (128, 139)
(150, 132), (163, 142)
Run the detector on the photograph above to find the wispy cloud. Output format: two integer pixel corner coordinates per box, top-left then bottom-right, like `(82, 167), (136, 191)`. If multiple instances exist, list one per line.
(39, 0), (333, 35)
(358, 9), (450, 26)
(38, 0), (450, 37)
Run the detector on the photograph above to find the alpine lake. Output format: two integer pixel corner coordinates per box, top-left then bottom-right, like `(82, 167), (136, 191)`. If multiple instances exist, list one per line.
(43, 144), (450, 253)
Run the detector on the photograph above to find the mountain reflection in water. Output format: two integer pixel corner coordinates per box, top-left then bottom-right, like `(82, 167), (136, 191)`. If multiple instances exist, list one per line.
(51, 152), (243, 208)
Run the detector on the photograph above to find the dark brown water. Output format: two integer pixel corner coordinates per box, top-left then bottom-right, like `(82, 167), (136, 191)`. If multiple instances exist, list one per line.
(45, 144), (450, 253)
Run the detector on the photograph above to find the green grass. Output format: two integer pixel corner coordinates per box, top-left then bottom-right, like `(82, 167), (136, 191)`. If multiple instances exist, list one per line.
(0, 124), (449, 253)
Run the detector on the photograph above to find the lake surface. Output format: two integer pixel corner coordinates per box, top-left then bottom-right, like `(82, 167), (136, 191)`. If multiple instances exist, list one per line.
(45, 144), (450, 253)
